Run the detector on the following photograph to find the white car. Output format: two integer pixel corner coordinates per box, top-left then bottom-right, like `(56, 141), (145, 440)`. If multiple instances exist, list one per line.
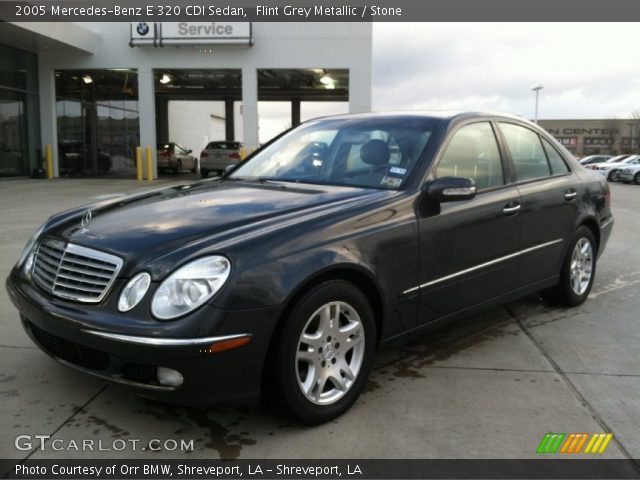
(579, 154), (612, 165)
(586, 154), (640, 181)
(617, 163), (640, 184)
(199, 141), (244, 178)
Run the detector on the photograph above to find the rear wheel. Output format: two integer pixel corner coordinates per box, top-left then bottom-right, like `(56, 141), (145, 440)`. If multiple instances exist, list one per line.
(200, 168), (209, 178)
(191, 159), (198, 173)
(542, 226), (596, 306)
(634, 172), (640, 185)
(270, 280), (376, 424)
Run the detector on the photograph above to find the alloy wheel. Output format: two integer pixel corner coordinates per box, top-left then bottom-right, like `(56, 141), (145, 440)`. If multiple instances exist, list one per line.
(570, 238), (593, 295)
(295, 301), (365, 405)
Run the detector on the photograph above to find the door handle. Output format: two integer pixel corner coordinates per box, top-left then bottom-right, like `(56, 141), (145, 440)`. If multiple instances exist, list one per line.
(502, 202), (521, 216)
(564, 190), (577, 201)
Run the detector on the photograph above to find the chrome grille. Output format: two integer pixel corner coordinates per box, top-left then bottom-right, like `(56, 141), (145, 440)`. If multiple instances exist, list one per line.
(32, 238), (123, 303)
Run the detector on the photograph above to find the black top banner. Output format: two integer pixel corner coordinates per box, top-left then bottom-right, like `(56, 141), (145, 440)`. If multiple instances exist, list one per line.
(1, 0), (640, 21)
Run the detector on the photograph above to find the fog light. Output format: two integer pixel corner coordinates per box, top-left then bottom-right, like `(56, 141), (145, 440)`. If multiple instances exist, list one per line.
(157, 367), (183, 387)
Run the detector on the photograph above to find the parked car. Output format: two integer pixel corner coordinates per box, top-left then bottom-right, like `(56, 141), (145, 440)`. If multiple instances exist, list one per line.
(7, 112), (614, 424)
(199, 141), (244, 178)
(0, 145), (21, 176)
(579, 155), (612, 165)
(59, 142), (112, 174)
(157, 143), (198, 173)
(588, 154), (640, 181)
(617, 163), (640, 184)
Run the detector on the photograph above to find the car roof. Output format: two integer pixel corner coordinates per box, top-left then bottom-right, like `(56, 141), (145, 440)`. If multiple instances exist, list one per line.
(308, 110), (528, 122)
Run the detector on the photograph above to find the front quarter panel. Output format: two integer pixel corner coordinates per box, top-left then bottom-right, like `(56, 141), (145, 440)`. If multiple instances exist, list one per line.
(211, 193), (421, 341)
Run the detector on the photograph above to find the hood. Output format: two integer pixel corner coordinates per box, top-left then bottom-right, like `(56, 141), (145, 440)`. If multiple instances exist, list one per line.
(45, 180), (387, 269)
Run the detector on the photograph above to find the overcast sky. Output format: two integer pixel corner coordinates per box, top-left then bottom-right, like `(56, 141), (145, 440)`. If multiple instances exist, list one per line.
(372, 23), (640, 119)
(258, 22), (640, 141)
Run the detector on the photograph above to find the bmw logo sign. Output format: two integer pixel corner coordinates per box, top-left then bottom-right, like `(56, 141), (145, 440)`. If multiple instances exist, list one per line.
(136, 22), (150, 36)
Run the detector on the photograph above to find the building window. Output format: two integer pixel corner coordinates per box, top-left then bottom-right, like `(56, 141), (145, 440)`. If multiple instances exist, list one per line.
(55, 69), (139, 175)
(0, 44), (40, 177)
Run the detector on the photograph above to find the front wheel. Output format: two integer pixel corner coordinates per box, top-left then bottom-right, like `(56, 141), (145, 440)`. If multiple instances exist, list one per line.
(543, 226), (597, 306)
(271, 280), (376, 424)
(173, 159), (182, 174)
(634, 172), (640, 185)
(608, 170), (618, 182)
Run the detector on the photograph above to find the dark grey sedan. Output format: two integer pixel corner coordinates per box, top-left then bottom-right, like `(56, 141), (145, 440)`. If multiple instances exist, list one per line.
(7, 112), (613, 423)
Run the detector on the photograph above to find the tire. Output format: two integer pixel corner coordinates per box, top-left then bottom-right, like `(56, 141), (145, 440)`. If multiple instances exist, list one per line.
(542, 226), (597, 307)
(191, 159), (198, 174)
(608, 170), (618, 182)
(270, 280), (376, 424)
(173, 160), (182, 174)
(200, 168), (209, 178)
(634, 172), (640, 185)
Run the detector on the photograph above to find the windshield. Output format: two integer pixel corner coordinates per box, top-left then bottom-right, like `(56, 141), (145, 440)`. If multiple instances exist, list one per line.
(606, 155), (628, 163)
(229, 117), (438, 189)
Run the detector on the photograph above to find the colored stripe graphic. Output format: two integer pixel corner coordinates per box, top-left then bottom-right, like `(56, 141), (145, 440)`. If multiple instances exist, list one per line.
(538, 433), (614, 454)
(585, 433), (613, 454)
(537, 433), (566, 454)
(560, 433), (589, 453)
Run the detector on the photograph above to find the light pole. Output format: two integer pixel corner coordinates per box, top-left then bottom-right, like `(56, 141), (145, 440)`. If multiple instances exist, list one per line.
(532, 85), (544, 123)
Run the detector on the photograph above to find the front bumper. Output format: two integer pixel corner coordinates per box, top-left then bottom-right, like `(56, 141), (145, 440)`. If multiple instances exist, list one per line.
(6, 270), (283, 406)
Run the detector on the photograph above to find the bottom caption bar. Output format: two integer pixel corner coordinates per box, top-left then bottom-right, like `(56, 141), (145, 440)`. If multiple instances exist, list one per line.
(2, 459), (640, 480)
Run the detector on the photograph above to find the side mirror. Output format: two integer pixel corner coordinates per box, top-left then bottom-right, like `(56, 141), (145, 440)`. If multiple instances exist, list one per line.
(424, 176), (477, 202)
(187, 149), (193, 154)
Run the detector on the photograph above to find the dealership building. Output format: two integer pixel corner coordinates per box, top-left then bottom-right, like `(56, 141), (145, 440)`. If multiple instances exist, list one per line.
(538, 119), (639, 157)
(0, 21), (371, 177)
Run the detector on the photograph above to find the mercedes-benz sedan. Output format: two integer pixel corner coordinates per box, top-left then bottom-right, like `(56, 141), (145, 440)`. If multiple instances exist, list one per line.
(6, 112), (613, 424)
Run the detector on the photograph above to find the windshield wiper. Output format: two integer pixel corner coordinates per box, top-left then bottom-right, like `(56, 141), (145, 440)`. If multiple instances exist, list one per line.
(226, 177), (289, 188)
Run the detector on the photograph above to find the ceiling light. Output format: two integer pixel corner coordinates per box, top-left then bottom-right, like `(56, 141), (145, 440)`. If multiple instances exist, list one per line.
(160, 73), (172, 85)
(82, 75), (93, 84)
(320, 74), (332, 85)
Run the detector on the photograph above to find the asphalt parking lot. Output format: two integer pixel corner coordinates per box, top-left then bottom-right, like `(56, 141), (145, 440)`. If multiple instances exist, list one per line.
(0, 178), (638, 461)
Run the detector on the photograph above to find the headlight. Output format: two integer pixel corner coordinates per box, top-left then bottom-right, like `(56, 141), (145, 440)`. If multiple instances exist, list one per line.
(17, 223), (45, 274)
(118, 272), (151, 312)
(151, 256), (231, 320)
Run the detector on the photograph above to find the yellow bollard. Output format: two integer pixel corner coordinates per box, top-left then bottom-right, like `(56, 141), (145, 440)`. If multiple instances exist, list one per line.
(135, 147), (143, 181)
(239, 146), (247, 160)
(45, 144), (54, 180)
(145, 145), (153, 181)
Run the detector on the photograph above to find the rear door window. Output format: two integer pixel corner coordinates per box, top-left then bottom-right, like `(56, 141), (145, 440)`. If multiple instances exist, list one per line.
(499, 123), (551, 181)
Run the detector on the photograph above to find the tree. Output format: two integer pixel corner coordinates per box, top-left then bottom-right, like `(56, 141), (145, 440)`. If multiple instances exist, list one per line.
(604, 117), (621, 154)
(630, 109), (640, 152)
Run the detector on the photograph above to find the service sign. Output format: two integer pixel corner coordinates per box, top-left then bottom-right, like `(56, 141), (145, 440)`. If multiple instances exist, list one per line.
(130, 22), (253, 46)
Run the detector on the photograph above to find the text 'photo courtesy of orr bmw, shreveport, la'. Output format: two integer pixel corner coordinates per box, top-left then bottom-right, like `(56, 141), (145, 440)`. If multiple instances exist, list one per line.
(6, 111), (613, 424)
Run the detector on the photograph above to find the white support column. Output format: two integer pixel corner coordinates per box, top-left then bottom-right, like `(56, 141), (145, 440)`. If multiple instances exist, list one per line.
(241, 66), (259, 149)
(137, 67), (157, 178)
(348, 66), (372, 114)
(37, 64), (58, 176)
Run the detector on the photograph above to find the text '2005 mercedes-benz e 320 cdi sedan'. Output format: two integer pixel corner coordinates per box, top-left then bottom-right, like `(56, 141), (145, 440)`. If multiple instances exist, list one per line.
(7, 112), (613, 424)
